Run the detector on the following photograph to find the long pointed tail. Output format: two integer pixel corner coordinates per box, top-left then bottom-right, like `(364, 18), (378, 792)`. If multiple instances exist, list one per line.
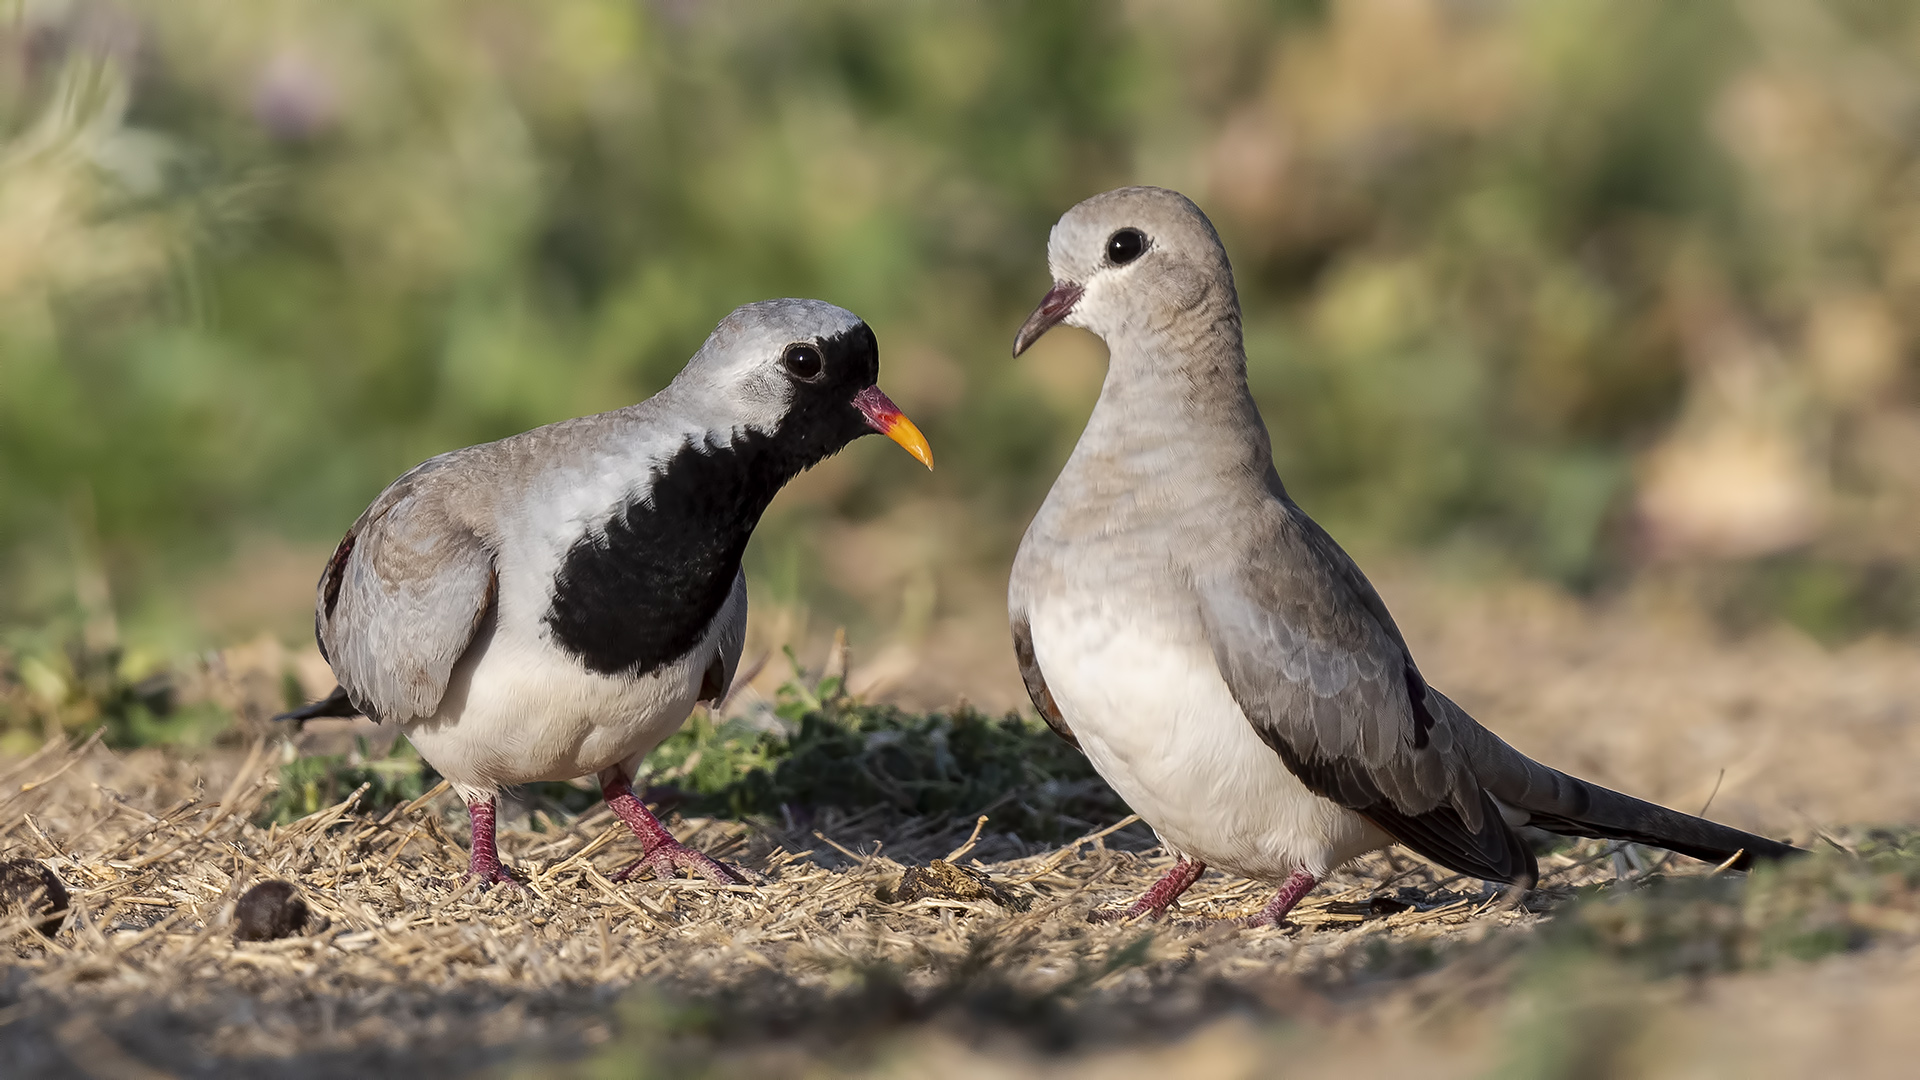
(271, 685), (361, 726)
(1434, 691), (1803, 870)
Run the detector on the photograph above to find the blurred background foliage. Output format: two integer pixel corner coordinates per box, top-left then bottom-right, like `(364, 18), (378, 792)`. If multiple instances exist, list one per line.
(4, 0), (1920, 737)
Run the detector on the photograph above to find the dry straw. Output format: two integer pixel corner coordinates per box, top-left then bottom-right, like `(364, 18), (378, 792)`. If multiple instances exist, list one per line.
(0, 732), (1629, 1071)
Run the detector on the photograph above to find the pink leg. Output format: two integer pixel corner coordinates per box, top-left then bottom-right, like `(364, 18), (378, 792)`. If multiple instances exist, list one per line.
(1092, 857), (1206, 922)
(465, 797), (517, 887)
(601, 768), (747, 885)
(1247, 867), (1319, 927)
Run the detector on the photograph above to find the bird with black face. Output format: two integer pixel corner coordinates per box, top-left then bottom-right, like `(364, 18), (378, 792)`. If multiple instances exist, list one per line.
(281, 299), (932, 887)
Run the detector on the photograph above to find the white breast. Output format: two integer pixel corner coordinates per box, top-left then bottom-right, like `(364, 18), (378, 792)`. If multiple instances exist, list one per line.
(403, 576), (744, 801)
(1026, 592), (1389, 881)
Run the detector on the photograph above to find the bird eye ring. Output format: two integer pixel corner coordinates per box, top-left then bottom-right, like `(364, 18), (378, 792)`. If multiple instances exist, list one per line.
(782, 343), (825, 381)
(1106, 228), (1148, 266)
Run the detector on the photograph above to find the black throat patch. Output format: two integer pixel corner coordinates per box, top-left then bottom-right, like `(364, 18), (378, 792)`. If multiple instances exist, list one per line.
(543, 430), (802, 676)
(543, 323), (880, 677)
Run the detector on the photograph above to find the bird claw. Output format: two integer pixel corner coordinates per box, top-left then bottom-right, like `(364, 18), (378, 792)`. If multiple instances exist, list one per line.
(462, 860), (525, 892)
(1241, 912), (1298, 931)
(611, 838), (747, 886)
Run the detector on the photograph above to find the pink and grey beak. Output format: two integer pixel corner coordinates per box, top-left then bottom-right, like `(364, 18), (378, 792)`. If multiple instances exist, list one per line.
(1012, 280), (1084, 357)
(851, 385), (934, 469)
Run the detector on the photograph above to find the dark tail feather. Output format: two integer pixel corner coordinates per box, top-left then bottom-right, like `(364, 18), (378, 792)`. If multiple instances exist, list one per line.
(272, 685), (361, 725)
(1519, 785), (1800, 870)
(1435, 690), (1805, 871)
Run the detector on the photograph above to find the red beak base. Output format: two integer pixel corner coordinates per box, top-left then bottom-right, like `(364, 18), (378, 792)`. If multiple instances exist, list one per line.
(852, 386), (933, 469)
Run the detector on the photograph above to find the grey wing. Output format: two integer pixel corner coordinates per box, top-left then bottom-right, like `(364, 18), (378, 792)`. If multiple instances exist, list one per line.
(699, 571), (749, 704)
(1196, 503), (1534, 885)
(316, 477), (497, 724)
(1011, 613), (1079, 750)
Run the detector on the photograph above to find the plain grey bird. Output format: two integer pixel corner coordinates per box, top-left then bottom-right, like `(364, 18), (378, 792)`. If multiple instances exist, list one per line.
(279, 299), (932, 887)
(1007, 186), (1798, 926)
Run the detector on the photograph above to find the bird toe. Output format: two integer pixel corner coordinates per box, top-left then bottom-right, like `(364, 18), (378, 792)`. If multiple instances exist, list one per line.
(613, 840), (749, 886)
(460, 861), (524, 893)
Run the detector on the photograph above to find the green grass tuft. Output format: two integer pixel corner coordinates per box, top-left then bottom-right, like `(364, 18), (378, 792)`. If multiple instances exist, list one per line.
(647, 671), (1125, 841)
(264, 737), (434, 825)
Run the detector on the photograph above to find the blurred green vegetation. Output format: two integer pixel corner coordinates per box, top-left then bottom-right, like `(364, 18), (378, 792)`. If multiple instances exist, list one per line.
(1494, 832), (1920, 1077)
(0, 619), (228, 753)
(1544, 832), (1920, 974)
(4, 0), (1920, 664)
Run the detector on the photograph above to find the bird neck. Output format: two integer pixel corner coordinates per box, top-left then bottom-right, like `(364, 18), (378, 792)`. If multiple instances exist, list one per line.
(607, 382), (835, 499)
(1077, 309), (1274, 482)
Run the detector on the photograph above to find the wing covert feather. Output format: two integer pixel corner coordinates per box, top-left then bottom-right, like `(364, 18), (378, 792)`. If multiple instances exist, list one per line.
(316, 471), (496, 723)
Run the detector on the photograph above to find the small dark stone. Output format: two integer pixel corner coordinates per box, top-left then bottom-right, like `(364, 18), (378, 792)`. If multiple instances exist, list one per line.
(0, 858), (69, 937)
(234, 880), (309, 942)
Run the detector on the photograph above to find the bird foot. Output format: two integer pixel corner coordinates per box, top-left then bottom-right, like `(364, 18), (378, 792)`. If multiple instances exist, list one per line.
(600, 768), (750, 885)
(460, 797), (524, 891)
(1087, 898), (1169, 924)
(1240, 911), (1299, 930)
(1087, 857), (1207, 923)
(611, 838), (747, 885)
(462, 858), (525, 892)
(1242, 868), (1318, 929)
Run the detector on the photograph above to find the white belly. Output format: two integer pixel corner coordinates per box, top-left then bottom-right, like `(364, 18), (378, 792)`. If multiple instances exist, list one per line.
(404, 609), (728, 801)
(1027, 594), (1389, 880)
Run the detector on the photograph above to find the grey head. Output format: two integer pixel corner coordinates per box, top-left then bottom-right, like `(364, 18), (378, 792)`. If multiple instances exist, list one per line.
(1012, 186), (1241, 364)
(666, 298), (932, 469)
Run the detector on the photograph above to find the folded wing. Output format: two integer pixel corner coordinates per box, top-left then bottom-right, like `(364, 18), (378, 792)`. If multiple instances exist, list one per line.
(1196, 496), (1536, 885)
(316, 459), (497, 723)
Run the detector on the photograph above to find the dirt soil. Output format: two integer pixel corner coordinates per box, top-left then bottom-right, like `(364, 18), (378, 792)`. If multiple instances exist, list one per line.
(4, 576), (1920, 1079)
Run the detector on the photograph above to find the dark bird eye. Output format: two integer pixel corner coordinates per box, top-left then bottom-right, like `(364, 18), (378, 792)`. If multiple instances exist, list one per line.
(783, 343), (824, 381)
(1106, 228), (1147, 266)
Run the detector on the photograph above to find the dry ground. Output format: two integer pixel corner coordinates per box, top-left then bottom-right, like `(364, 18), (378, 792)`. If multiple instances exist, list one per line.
(5, 576), (1920, 1078)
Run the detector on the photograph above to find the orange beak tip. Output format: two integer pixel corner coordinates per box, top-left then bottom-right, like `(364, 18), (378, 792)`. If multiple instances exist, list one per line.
(851, 385), (934, 470)
(887, 416), (934, 470)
